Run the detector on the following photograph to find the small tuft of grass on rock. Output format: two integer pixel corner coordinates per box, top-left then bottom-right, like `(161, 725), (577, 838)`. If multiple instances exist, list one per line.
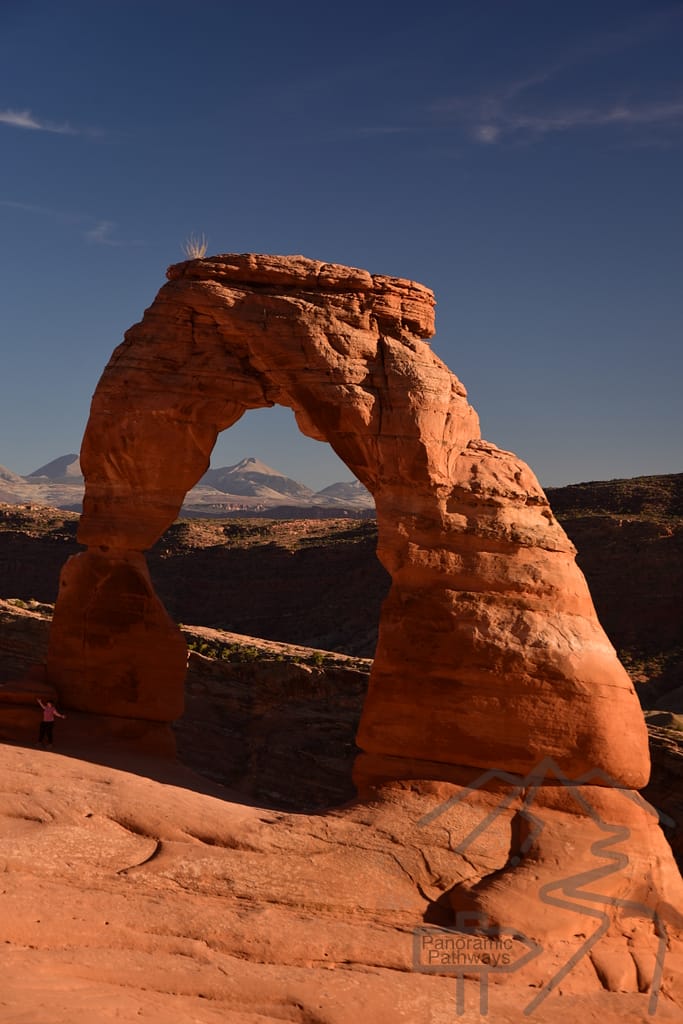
(182, 233), (208, 259)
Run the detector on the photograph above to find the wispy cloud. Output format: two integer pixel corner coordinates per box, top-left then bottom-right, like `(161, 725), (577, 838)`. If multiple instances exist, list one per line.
(432, 74), (683, 149)
(85, 220), (116, 244)
(0, 107), (77, 134)
(1, 200), (144, 247)
(0, 199), (81, 224)
(474, 99), (683, 144)
(429, 8), (683, 148)
(474, 124), (501, 144)
(84, 220), (143, 247)
(499, 7), (683, 106)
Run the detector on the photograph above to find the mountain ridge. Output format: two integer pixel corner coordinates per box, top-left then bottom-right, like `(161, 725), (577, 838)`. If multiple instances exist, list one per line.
(27, 453), (82, 482)
(3, 452), (682, 519)
(0, 453), (374, 513)
(200, 456), (315, 499)
(0, 465), (24, 484)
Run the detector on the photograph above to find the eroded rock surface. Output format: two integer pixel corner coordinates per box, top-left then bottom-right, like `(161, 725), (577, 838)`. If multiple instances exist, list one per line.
(41, 253), (682, 957)
(3, 604), (683, 1019)
(1, 743), (682, 1024)
(47, 253), (647, 787)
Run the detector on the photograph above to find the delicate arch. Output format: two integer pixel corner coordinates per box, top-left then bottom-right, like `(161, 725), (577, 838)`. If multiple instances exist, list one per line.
(47, 254), (649, 788)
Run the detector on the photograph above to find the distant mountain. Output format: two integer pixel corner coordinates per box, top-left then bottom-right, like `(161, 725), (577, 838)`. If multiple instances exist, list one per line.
(199, 457), (315, 500)
(0, 465), (24, 484)
(27, 454), (82, 483)
(315, 480), (372, 504)
(0, 452), (375, 516)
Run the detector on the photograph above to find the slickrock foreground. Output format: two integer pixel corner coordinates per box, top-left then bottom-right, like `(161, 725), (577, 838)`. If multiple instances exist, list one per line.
(1, 610), (682, 1019)
(1, 742), (682, 1024)
(4, 252), (679, 1017)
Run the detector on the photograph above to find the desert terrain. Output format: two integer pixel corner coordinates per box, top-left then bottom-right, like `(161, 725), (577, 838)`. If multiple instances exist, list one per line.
(0, 470), (682, 1021)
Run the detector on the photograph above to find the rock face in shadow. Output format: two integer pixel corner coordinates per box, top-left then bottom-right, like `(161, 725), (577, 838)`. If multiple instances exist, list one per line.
(0, 598), (51, 685)
(176, 634), (370, 811)
(46, 252), (648, 789)
(544, 476), (683, 709)
(3, 492), (680, 672)
(149, 518), (389, 657)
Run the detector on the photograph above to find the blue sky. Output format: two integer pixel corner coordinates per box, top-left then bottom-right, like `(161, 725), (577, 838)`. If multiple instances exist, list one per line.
(1, 0), (681, 490)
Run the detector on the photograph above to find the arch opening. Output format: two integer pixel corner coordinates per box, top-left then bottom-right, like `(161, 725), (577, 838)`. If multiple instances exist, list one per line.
(150, 409), (385, 658)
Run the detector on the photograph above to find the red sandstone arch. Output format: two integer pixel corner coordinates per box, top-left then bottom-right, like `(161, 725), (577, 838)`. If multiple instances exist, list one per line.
(47, 253), (649, 789)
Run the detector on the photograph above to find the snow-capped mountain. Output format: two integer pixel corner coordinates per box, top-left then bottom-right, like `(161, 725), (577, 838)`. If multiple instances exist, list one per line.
(199, 457), (315, 500)
(0, 464), (24, 484)
(27, 454), (83, 483)
(0, 454), (374, 516)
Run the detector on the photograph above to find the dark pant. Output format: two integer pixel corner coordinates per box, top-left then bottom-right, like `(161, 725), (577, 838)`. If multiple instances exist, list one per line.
(39, 721), (54, 745)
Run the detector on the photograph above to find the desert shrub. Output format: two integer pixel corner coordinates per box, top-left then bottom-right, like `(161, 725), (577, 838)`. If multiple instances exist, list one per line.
(183, 233), (208, 259)
(239, 645), (261, 662)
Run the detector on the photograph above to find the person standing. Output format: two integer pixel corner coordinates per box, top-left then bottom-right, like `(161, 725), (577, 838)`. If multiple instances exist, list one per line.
(37, 698), (66, 747)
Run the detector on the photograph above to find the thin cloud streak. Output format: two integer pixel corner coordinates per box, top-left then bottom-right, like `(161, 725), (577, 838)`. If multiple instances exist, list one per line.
(476, 98), (683, 143)
(83, 220), (145, 247)
(501, 6), (683, 105)
(84, 220), (145, 247)
(330, 9), (683, 146)
(0, 108), (77, 134)
(0, 199), (82, 223)
(1, 201), (144, 247)
(430, 8), (683, 148)
(432, 85), (683, 147)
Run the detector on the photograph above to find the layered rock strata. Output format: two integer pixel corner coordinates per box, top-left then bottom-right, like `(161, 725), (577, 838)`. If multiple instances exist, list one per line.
(45, 254), (683, 954)
(47, 253), (648, 788)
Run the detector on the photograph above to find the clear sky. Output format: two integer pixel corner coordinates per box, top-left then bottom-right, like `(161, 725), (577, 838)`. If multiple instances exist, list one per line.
(1, 0), (681, 490)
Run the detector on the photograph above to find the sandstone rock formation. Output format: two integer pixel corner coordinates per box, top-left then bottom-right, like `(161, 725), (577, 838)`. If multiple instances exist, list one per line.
(43, 253), (683, 965)
(47, 253), (648, 786)
(3, 599), (682, 869)
(1, 742), (682, 1023)
(3, 605), (683, 1016)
